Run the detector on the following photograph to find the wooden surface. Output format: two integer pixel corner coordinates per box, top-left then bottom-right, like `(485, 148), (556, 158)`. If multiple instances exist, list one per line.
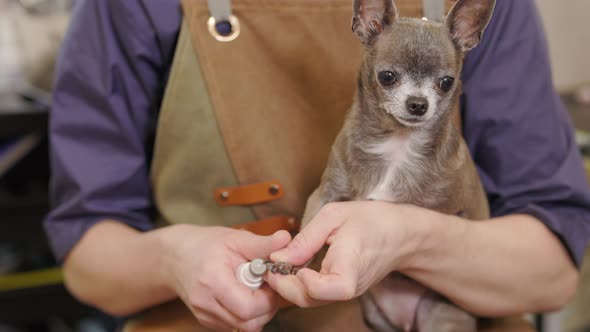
(124, 300), (536, 332)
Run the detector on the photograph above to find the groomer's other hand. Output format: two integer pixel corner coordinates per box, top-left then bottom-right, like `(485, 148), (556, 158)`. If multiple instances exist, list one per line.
(266, 202), (428, 308)
(160, 225), (291, 332)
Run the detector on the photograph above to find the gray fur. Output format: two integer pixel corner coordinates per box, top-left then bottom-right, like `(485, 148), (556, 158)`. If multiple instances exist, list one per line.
(302, 0), (496, 331)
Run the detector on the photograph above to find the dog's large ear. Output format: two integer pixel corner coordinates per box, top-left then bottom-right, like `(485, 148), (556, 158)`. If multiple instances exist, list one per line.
(352, 0), (398, 44)
(445, 0), (496, 52)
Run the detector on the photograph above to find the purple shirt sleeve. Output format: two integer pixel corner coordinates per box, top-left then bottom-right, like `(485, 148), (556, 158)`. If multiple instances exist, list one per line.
(44, 0), (181, 262)
(462, 0), (590, 266)
(46, 0), (590, 266)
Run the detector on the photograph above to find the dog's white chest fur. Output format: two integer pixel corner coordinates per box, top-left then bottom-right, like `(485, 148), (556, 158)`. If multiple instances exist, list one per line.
(365, 134), (421, 202)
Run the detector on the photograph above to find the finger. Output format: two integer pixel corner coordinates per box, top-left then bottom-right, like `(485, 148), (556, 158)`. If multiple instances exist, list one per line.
(188, 294), (265, 332)
(183, 295), (234, 331)
(270, 203), (349, 265)
(215, 298), (278, 332)
(264, 268), (326, 308)
(297, 268), (358, 302)
(214, 268), (278, 321)
(239, 310), (277, 332)
(295, 241), (360, 301)
(232, 230), (292, 261)
(192, 309), (234, 331)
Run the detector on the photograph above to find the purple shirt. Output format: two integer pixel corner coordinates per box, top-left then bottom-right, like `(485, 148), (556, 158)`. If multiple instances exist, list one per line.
(45, 0), (590, 266)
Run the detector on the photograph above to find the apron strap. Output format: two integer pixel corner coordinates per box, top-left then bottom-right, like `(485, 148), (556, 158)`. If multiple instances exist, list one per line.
(208, 0), (448, 25)
(206, 0), (240, 42)
(423, 0), (446, 22)
(207, 0), (232, 22)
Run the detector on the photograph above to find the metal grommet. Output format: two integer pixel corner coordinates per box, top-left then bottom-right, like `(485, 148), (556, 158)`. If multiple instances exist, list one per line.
(220, 191), (230, 201)
(208, 14), (240, 42)
(269, 184), (280, 196)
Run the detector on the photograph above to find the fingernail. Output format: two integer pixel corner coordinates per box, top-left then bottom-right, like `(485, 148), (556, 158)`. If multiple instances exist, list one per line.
(273, 230), (292, 242)
(270, 249), (288, 261)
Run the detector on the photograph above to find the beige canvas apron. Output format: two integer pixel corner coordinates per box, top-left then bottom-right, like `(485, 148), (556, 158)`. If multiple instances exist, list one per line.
(152, 0), (457, 228)
(148, 0), (457, 331)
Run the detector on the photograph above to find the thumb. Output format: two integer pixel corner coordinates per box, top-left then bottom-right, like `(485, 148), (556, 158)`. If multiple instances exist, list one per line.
(271, 203), (348, 265)
(233, 230), (292, 260)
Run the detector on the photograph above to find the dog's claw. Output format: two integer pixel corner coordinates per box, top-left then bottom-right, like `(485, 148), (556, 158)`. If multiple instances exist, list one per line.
(264, 260), (298, 275)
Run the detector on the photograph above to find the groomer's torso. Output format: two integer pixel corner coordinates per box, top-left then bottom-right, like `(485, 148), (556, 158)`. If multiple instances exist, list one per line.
(150, 0), (457, 231)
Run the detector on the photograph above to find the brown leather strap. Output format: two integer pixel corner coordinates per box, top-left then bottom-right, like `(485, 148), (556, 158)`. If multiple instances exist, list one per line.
(214, 180), (284, 206)
(232, 215), (300, 236)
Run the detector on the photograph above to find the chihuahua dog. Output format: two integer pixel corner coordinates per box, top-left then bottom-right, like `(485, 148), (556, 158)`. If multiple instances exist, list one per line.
(300, 0), (496, 331)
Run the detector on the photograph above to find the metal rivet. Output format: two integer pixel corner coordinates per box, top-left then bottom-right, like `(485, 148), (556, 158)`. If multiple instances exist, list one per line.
(220, 191), (230, 201)
(287, 218), (295, 226)
(269, 184), (280, 196)
(207, 15), (240, 42)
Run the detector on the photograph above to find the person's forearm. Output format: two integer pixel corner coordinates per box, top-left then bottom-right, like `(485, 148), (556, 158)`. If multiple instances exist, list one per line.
(63, 221), (177, 316)
(400, 211), (579, 317)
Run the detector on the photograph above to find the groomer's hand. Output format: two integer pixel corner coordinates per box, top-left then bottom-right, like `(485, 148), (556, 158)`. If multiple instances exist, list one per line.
(160, 225), (291, 332)
(266, 202), (430, 307)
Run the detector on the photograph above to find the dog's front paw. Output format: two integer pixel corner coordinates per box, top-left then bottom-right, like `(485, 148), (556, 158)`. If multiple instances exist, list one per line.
(416, 293), (476, 332)
(359, 292), (402, 332)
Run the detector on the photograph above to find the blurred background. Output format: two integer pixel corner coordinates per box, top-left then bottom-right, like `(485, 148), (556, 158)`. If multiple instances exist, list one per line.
(0, 1), (118, 332)
(0, 0), (588, 331)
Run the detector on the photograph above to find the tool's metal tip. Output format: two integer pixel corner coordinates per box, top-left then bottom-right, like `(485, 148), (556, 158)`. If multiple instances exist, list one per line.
(249, 259), (267, 276)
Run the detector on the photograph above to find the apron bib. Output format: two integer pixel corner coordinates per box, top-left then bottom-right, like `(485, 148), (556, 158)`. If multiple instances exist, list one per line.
(149, 1), (456, 331)
(152, 0), (457, 228)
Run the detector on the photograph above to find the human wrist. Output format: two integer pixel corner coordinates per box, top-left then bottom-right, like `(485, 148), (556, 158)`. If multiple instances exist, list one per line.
(392, 205), (466, 272)
(151, 224), (193, 295)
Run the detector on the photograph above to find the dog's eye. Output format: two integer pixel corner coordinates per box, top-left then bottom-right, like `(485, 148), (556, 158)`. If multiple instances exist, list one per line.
(378, 71), (397, 86)
(438, 76), (455, 92)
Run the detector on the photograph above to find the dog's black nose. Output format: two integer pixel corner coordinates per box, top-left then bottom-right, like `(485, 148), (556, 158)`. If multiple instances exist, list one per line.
(406, 97), (429, 116)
